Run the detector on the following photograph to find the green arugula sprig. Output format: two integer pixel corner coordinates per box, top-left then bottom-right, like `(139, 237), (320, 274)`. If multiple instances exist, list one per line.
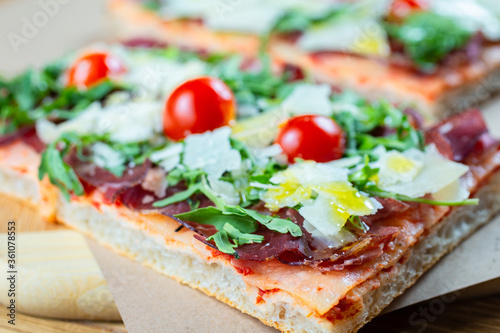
(385, 11), (473, 72)
(349, 156), (479, 207)
(333, 97), (424, 159)
(1, 64), (62, 135)
(210, 55), (296, 114)
(38, 133), (87, 200)
(155, 175), (302, 257)
(346, 216), (368, 232)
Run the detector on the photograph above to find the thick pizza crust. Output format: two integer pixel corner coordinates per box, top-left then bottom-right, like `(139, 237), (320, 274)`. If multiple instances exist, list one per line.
(0, 143), (57, 221)
(108, 0), (500, 122)
(0, 164), (40, 207)
(47, 170), (500, 332)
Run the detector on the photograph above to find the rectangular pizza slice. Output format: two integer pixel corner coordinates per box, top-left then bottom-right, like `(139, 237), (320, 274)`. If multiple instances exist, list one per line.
(108, 0), (500, 122)
(1, 44), (500, 333)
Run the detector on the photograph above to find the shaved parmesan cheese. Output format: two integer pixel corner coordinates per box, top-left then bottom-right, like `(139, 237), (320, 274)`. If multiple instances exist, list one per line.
(205, 5), (285, 35)
(298, 18), (390, 56)
(36, 101), (163, 144)
(232, 107), (289, 148)
(159, 0), (213, 19)
(150, 144), (184, 172)
(159, 0), (336, 35)
(374, 149), (424, 187)
(433, 179), (470, 202)
(298, 0), (391, 56)
(379, 145), (470, 198)
(262, 161), (380, 234)
(282, 84), (332, 116)
(36, 103), (101, 143)
(92, 142), (125, 171)
(299, 194), (348, 237)
(248, 144), (284, 168)
(324, 156), (362, 169)
(269, 161), (348, 187)
(303, 220), (358, 248)
(207, 175), (240, 206)
(299, 192), (380, 237)
(183, 127), (242, 178)
(122, 59), (207, 101)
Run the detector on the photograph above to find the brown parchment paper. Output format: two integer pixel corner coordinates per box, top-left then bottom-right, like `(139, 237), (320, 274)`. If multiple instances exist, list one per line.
(1, 0), (500, 331)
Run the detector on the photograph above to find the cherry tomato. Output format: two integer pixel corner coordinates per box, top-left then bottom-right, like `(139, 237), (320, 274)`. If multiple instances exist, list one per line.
(163, 77), (236, 141)
(67, 52), (126, 89)
(389, 0), (428, 21)
(275, 115), (345, 163)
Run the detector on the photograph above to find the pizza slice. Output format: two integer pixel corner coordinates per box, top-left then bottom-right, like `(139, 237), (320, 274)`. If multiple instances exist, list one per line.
(1, 44), (500, 333)
(108, 0), (500, 122)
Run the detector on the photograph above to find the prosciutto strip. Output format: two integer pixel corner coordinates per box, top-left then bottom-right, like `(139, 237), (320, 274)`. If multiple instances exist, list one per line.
(0, 126), (45, 152)
(65, 150), (151, 203)
(426, 109), (492, 162)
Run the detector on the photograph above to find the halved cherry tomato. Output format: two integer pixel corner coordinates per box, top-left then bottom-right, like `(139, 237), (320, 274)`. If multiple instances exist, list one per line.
(389, 0), (428, 21)
(276, 115), (345, 163)
(163, 77), (236, 141)
(67, 52), (125, 89)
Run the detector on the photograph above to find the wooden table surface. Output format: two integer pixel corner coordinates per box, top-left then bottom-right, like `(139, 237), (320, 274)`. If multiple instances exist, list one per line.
(1, 195), (499, 333)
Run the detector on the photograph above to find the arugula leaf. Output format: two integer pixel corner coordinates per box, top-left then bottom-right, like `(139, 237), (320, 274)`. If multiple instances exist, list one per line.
(206, 224), (266, 256)
(224, 206), (302, 237)
(210, 55), (294, 113)
(156, 164), (302, 233)
(174, 204), (302, 256)
(223, 223), (264, 246)
(206, 230), (238, 255)
(153, 183), (201, 208)
(165, 166), (204, 187)
(167, 177), (303, 256)
(348, 155), (379, 187)
(333, 98), (424, 158)
(385, 12), (473, 71)
(346, 215), (368, 232)
(174, 206), (259, 233)
(38, 142), (84, 200)
(1, 70), (50, 134)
